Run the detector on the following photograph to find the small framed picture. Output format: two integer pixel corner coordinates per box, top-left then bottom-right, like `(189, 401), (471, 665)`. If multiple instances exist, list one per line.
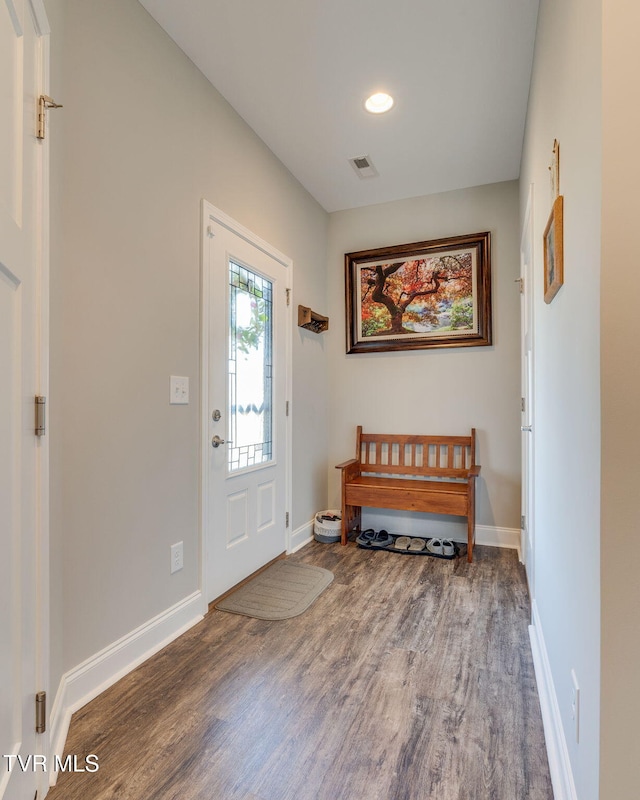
(544, 195), (564, 304)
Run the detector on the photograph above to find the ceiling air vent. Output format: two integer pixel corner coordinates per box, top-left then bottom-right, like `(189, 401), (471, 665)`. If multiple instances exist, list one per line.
(349, 154), (378, 179)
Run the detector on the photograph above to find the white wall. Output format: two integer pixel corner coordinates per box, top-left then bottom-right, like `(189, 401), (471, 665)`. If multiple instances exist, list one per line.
(326, 182), (521, 540)
(520, 0), (602, 795)
(600, 1), (640, 796)
(47, 0), (328, 691)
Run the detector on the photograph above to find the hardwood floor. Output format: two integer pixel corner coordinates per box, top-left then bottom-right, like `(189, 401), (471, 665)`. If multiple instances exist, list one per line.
(48, 543), (553, 800)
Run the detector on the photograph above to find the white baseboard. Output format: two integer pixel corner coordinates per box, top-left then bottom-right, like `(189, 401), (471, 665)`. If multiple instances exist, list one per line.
(362, 509), (521, 558)
(49, 590), (204, 786)
(529, 600), (577, 800)
(473, 524), (521, 558)
(286, 519), (522, 557)
(289, 518), (314, 553)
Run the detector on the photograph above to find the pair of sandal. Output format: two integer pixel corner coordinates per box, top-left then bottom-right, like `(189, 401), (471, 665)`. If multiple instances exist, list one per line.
(394, 536), (426, 552)
(356, 529), (394, 548)
(426, 538), (456, 557)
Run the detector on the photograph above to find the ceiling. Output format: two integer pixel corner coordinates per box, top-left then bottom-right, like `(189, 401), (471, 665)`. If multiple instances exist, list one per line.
(138, 0), (540, 213)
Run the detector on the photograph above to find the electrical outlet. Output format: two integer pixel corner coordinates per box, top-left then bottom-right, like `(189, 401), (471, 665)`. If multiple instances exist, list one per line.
(170, 541), (184, 574)
(570, 669), (580, 743)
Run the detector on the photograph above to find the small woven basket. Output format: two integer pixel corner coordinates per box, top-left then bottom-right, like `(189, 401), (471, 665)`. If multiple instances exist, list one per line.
(313, 509), (342, 543)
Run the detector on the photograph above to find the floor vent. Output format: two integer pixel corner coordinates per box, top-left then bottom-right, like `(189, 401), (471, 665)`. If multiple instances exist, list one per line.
(349, 154), (378, 179)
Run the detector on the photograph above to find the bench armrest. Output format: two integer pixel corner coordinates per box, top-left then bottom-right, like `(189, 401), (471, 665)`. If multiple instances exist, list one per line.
(335, 458), (361, 482)
(468, 465), (481, 478)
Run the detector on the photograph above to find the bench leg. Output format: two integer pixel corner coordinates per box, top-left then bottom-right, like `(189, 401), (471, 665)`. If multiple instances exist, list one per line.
(467, 481), (476, 562)
(340, 504), (348, 546)
(340, 504), (361, 545)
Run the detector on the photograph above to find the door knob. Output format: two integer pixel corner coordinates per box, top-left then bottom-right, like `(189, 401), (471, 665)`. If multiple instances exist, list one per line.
(211, 435), (227, 448)
(521, 425), (532, 432)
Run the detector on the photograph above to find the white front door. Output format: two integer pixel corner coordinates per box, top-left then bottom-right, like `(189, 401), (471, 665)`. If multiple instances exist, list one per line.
(202, 204), (291, 603)
(520, 185), (535, 595)
(0, 1), (50, 798)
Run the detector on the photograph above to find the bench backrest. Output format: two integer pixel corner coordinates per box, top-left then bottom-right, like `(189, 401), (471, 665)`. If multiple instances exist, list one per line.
(355, 426), (476, 479)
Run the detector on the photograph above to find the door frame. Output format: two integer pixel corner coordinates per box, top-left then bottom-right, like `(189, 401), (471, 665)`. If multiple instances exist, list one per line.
(199, 201), (292, 610)
(0, 2), (51, 797)
(34, 8), (52, 796)
(520, 183), (535, 599)
(36, 15), (51, 798)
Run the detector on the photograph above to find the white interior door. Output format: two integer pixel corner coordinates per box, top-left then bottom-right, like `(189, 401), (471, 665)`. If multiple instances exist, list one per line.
(202, 204), (291, 603)
(0, 1), (50, 798)
(520, 185), (535, 596)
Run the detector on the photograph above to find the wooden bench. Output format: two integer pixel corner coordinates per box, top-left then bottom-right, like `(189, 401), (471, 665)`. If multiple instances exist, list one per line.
(336, 427), (480, 562)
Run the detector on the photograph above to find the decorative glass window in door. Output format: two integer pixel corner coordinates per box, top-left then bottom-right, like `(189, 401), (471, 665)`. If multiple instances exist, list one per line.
(228, 261), (273, 471)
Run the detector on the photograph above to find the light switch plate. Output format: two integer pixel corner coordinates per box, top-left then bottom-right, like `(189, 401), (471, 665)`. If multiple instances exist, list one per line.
(170, 376), (189, 405)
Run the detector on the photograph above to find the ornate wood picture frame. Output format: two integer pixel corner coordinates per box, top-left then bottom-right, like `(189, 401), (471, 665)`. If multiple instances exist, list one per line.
(543, 195), (564, 304)
(345, 231), (492, 353)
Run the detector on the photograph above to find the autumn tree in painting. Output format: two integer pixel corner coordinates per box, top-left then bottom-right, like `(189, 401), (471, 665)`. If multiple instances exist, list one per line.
(360, 253), (473, 336)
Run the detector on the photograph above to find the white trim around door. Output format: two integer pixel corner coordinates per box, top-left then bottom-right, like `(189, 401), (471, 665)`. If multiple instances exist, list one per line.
(200, 201), (292, 606)
(520, 183), (536, 596)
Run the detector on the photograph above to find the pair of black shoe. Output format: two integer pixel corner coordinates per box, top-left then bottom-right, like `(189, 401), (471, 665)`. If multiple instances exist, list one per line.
(356, 529), (394, 548)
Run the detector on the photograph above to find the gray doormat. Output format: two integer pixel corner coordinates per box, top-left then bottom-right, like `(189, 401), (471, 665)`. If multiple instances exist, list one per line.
(215, 561), (334, 620)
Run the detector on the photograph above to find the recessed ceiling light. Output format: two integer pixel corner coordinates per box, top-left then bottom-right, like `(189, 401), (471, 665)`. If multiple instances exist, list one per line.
(365, 92), (394, 114)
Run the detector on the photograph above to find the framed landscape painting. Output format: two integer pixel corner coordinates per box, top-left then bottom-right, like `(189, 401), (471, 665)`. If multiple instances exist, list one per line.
(345, 231), (492, 353)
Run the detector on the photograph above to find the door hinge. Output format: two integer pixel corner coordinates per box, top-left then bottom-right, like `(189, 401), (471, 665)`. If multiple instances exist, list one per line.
(521, 397), (525, 412)
(286, 288), (291, 306)
(285, 512), (289, 528)
(36, 95), (63, 140)
(521, 515), (526, 530)
(286, 400), (289, 416)
(35, 691), (46, 734)
(515, 277), (524, 294)
(35, 396), (46, 436)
